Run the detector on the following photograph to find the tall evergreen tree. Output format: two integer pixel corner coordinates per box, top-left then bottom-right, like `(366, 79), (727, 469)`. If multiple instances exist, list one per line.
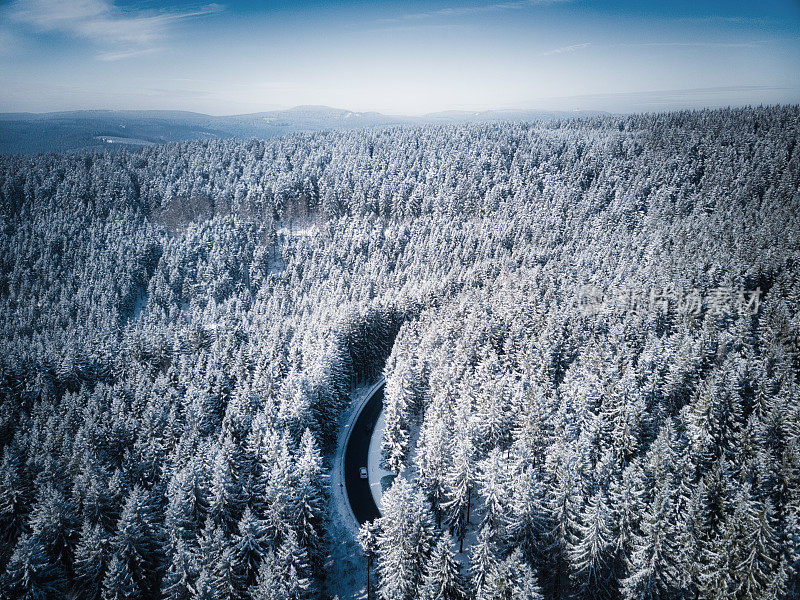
(419, 538), (466, 600)
(621, 483), (685, 600)
(569, 490), (616, 600)
(376, 479), (435, 600)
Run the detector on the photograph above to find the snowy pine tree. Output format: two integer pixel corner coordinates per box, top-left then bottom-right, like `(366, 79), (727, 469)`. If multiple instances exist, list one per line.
(419, 537), (466, 600)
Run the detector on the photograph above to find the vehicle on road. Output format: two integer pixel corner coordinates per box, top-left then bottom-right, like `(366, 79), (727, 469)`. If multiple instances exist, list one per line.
(344, 382), (384, 524)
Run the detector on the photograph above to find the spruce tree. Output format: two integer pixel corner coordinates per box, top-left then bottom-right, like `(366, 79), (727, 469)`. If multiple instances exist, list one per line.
(420, 537), (466, 600)
(569, 490), (616, 600)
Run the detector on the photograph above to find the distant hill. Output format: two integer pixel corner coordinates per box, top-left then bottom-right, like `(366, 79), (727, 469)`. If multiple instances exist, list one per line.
(0, 105), (608, 154)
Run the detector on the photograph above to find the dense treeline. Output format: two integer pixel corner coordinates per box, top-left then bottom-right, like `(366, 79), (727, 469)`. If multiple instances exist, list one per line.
(376, 107), (800, 600)
(0, 105), (798, 600)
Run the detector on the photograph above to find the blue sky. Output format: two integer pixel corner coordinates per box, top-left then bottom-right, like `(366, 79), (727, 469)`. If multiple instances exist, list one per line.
(0, 0), (798, 114)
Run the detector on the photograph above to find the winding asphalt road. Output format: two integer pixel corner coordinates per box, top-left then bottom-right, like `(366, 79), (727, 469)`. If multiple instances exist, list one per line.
(344, 383), (384, 524)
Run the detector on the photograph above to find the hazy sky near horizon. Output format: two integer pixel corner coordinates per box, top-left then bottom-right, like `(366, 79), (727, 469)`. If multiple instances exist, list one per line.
(0, 0), (799, 114)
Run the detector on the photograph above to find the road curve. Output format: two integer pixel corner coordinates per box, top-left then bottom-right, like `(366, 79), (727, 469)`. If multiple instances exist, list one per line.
(344, 383), (384, 524)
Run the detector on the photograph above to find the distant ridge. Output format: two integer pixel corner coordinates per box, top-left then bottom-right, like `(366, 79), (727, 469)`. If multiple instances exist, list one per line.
(0, 105), (609, 155)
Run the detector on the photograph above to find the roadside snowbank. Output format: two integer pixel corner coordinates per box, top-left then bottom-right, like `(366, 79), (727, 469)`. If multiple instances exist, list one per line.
(367, 409), (392, 511)
(324, 378), (384, 600)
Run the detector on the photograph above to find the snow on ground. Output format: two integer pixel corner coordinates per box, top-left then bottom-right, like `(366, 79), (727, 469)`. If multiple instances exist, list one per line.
(324, 378), (383, 600)
(276, 224), (318, 238)
(95, 136), (155, 146)
(367, 410), (393, 512)
(130, 291), (148, 322)
(323, 508), (364, 600)
(266, 252), (286, 276)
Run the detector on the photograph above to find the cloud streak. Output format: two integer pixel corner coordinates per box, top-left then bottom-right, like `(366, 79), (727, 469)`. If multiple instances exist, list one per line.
(378, 0), (569, 24)
(0, 29), (18, 54)
(615, 40), (772, 49)
(6, 0), (222, 60)
(541, 39), (773, 57)
(97, 46), (164, 62)
(541, 42), (591, 56)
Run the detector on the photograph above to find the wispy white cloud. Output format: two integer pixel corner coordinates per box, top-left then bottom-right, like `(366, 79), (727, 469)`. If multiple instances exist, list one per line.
(378, 0), (569, 24)
(0, 29), (17, 54)
(367, 23), (462, 34)
(676, 15), (776, 27)
(5, 0), (222, 60)
(541, 39), (773, 57)
(541, 42), (591, 56)
(97, 46), (163, 62)
(615, 40), (772, 49)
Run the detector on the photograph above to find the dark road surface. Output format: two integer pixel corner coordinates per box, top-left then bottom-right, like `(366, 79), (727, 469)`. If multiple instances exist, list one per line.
(344, 383), (384, 524)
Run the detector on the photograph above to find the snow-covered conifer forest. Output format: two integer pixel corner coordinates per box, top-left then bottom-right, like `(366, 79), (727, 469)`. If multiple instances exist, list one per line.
(0, 105), (799, 600)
